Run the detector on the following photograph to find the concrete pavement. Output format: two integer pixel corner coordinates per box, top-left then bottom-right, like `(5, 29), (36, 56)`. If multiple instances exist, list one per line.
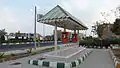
(80, 49), (115, 68)
(0, 49), (115, 68)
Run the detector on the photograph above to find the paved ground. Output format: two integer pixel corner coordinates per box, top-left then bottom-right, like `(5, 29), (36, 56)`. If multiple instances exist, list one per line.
(0, 49), (115, 68)
(47, 47), (84, 57)
(80, 49), (115, 68)
(41, 47), (90, 63)
(0, 52), (49, 68)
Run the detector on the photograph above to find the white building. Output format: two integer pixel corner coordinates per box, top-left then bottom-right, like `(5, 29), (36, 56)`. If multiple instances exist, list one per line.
(7, 32), (43, 40)
(79, 33), (86, 40)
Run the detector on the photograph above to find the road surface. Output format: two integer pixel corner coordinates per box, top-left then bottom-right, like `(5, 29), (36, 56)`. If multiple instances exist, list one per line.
(0, 41), (63, 52)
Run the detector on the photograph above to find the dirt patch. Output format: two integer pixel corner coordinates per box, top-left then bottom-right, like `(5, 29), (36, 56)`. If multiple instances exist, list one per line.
(10, 62), (21, 65)
(112, 49), (120, 59)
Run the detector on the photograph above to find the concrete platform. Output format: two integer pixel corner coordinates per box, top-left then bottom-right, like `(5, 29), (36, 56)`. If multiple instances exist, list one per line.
(39, 47), (90, 63)
(44, 47), (85, 58)
(28, 46), (92, 68)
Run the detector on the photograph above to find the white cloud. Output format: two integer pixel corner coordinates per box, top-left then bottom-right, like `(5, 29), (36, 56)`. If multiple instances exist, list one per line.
(0, 6), (19, 33)
(61, 0), (89, 10)
(92, 0), (120, 23)
(0, 7), (17, 23)
(60, 0), (120, 36)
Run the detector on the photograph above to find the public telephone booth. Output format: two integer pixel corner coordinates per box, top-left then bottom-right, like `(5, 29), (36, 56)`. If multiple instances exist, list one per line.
(72, 34), (78, 43)
(62, 32), (69, 44)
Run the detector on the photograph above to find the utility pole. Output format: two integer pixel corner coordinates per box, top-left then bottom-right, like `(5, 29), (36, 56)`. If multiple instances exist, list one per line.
(34, 6), (37, 49)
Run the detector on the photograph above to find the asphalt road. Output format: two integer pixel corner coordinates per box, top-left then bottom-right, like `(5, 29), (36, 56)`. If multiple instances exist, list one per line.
(0, 42), (63, 52)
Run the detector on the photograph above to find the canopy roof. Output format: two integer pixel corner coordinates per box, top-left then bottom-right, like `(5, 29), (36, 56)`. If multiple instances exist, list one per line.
(38, 5), (88, 30)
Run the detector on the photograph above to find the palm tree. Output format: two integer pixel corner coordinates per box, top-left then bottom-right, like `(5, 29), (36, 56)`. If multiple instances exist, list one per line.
(27, 48), (33, 56)
(0, 53), (5, 62)
(0, 29), (7, 36)
(0, 29), (7, 42)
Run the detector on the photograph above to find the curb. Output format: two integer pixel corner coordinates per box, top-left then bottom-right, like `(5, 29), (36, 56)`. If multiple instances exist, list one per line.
(71, 50), (92, 68)
(109, 49), (120, 68)
(28, 60), (71, 68)
(28, 50), (93, 68)
(82, 45), (112, 49)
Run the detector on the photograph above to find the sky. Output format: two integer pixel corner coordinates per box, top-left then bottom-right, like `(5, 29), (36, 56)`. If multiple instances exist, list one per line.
(0, 0), (120, 36)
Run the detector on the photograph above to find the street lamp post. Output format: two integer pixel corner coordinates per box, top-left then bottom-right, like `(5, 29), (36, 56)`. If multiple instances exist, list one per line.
(34, 6), (37, 49)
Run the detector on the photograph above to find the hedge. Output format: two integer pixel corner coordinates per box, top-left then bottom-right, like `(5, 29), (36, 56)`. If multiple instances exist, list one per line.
(0, 40), (34, 43)
(109, 39), (120, 44)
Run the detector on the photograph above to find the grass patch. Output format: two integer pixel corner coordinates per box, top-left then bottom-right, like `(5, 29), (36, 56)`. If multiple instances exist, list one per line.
(0, 46), (58, 63)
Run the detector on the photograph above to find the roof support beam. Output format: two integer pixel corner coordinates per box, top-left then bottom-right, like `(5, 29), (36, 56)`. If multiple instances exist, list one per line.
(74, 30), (76, 34)
(64, 24), (66, 32)
(77, 30), (79, 45)
(54, 22), (58, 52)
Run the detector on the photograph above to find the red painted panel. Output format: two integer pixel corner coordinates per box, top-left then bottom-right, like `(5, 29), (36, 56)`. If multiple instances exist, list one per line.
(72, 34), (78, 43)
(62, 32), (68, 44)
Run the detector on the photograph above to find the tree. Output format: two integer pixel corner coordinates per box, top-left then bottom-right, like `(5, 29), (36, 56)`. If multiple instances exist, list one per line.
(92, 21), (109, 38)
(1, 35), (5, 41)
(111, 19), (120, 35)
(16, 31), (21, 37)
(92, 21), (102, 38)
(0, 29), (7, 36)
(15, 35), (18, 40)
(22, 36), (24, 41)
(97, 23), (107, 38)
(15, 31), (22, 40)
(0, 29), (7, 42)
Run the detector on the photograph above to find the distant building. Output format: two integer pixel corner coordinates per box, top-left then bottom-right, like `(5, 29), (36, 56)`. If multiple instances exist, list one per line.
(8, 32), (43, 40)
(79, 33), (86, 40)
(36, 33), (43, 40)
(28, 33), (34, 40)
(44, 35), (53, 41)
(8, 33), (16, 39)
(25, 33), (43, 40)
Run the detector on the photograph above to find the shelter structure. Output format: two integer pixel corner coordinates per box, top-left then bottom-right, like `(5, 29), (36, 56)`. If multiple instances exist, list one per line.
(28, 5), (90, 68)
(37, 5), (88, 50)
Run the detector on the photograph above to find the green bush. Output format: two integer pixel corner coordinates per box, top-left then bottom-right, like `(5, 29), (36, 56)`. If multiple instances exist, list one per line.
(27, 48), (32, 54)
(0, 39), (34, 44)
(10, 53), (16, 56)
(110, 39), (120, 44)
(79, 39), (94, 46)
(0, 53), (5, 59)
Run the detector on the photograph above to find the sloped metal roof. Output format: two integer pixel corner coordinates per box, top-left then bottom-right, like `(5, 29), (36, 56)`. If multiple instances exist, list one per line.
(38, 5), (88, 30)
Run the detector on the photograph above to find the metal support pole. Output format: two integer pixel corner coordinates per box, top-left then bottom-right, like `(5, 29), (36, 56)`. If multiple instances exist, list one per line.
(74, 30), (76, 34)
(77, 30), (79, 45)
(85, 30), (87, 37)
(64, 24), (66, 32)
(54, 22), (57, 51)
(43, 22), (45, 42)
(34, 6), (37, 49)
